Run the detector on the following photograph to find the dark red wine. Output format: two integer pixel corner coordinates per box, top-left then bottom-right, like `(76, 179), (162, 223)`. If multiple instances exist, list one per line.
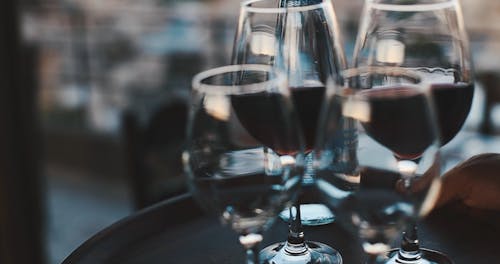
(431, 83), (474, 146)
(231, 92), (300, 155)
(291, 86), (326, 152)
(231, 86), (325, 155)
(360, 86), (435, 160)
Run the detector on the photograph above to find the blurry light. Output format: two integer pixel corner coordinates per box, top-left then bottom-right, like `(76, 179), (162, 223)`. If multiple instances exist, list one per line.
(57, 84), (89, 109)
(280, 155), (296, 166)
(397, 160), (418, 176)
(250, 31), (276, 56)
(376, 39), (405, 64)
(342, 97), (371, 122)
(362, 242), (391, 255)
(239, 233), (263, 247)
(204, 94), (230, 121)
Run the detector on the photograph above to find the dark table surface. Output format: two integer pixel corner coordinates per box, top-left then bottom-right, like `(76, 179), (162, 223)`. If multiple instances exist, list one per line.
(62, 193), (500, 264)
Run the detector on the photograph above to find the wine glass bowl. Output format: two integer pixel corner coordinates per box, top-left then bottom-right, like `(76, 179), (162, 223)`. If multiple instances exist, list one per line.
(232, 0), (346, 263)
(354, 0), (473, 146)
(314, 66), (442, 262)
(353, 1), (473, 262)
(354, 0), (471, 67)
(234, 0), (346, 155)
(183, 64), (304, 263)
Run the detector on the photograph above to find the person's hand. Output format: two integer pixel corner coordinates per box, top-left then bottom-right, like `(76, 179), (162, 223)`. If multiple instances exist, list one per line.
(436, 153), (500, 211)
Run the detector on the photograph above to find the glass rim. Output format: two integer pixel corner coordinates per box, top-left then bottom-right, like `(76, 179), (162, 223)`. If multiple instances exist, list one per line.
(341, 66), (422, 84)
(365, 0), (458, 12)
(241, 0), (330, 14)
(191, 64), (287, 95)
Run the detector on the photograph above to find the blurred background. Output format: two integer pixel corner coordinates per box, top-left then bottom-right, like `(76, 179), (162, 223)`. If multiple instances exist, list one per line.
(1, 0), (499, 263)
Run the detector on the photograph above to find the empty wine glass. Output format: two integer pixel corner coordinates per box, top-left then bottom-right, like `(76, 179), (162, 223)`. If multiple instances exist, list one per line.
(314, 66), (442, 264)
(353, 1), (473, 262)
(232, 0), (346, 263)
(183, 64), (304, 264)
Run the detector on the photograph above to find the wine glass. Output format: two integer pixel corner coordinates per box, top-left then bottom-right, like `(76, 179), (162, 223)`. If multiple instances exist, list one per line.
(353, 1), (473, 262)
(232, 0), (346, 263)
(314, 66), (442, 264)
(183, 64), (304, 264)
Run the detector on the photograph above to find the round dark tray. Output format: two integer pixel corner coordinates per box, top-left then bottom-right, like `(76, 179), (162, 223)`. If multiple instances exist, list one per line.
(62, 193), (500, 264)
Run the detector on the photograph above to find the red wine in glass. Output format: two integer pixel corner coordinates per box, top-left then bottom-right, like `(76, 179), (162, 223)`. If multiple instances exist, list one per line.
(291, 86), (326, 153)
(431, 82), (474, 146)
(231, 91), (299, 155)
(360, 86), (435, 160)
(231, 86), (326, 155)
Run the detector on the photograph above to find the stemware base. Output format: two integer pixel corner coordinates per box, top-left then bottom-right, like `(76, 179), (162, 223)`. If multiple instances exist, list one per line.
(279, 204), (335, 226)
(385, 248), (453, 264)
(260, 241), (342, 264)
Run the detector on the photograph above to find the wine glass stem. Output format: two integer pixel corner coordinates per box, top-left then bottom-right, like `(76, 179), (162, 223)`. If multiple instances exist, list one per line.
(397, 220), (423, 263)
(240, 234), (262, 264)
(288, 201), (304, 241)
(285, 201), (308, 254)
(396, 160), (422, 263)
(286, 153), (310, 248)
(245, 246), (260, 264)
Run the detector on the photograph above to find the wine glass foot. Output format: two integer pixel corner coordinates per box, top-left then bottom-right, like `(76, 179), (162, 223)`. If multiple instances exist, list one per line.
(279, 204), (335, 226)
(260, 241), (342, 264)
(385, 248), (453, 264)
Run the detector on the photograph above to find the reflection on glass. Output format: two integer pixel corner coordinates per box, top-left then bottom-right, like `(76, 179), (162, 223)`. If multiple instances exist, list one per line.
(184, 64), (304, 264)
(353, 1), (473, 262)
(315, 66), (441, 263)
